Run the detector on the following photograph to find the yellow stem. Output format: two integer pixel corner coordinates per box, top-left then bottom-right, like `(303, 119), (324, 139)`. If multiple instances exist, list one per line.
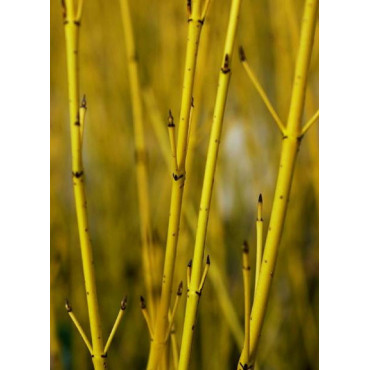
(168, 110), (179, 172)
(65, 300), (93, 354)
(239, 48), (285, 134)
(166, 282), (183, 341)
(147, 1), (207, 368)
(249, 0), (318, 364)
(187, 260), (192, 288)
(119, 0), (155, 323)
(79, 95), (86, 148)
(170, 326), (179, 370)
(198, 255), (210, 292)
(76, 0), (84, 22)
(301, 109), (319, 136)
(238, 242), (251, 369)
(103, 297), (127, 355)
(146, 93), (245, 349)
(141, 296), (155, 339)
(63, 2), (106, 368)
(200, 0), (211, 21)
(255, 194), (263, 292)
(178, 0), (242, 368)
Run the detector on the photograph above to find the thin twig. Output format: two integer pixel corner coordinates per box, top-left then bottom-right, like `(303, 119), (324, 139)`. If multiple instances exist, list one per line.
(65, 300), (93, 354)
(103, 297), (128, 355)
(239, 46), (285, 135)
(301, 109), (319, 136)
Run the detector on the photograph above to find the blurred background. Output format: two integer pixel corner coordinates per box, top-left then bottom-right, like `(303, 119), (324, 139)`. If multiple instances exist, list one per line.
(50, 0), (318, 368)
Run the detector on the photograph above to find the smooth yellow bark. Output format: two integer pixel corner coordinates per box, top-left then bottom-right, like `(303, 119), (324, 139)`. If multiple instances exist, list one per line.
(63, 1), (106, 368)
(255, 195), (263, 292)
(146, 2), (206, 368)
(248, 0), (318, 365)
(238, 242), (251, 369)
(177, 0), (242, 368)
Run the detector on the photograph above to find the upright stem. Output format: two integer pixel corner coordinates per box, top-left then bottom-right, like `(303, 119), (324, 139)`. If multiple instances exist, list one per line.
(238, 242), (251, 369)
(255, 194), (263, 292)
(248, 0), (318, 365)
(177, 0), (242, 368)
(147, 1), (206, 368)
(119, 0), (155, 323)
(63, 1), (106, 368)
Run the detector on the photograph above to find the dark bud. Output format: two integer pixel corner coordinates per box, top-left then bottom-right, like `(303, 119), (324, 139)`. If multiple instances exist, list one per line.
(120, 296), (128, 310)
(140, 296), (146, 309)
(187, 0), (192, 15)
(242, 240), (249, 253)
(239, 46), (246, 62)
(81, 94), (87, 109)
(65, 299), (72, 312)
(187, 259), (193, 268)
(258, 193), (263, 203)
(206, 255), (210, 265)
(177, 281), (183, 296)
(168, 109), (175, 127)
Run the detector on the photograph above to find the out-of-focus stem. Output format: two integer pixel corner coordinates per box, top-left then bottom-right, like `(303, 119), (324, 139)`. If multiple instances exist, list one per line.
(119, 0), (156, 322)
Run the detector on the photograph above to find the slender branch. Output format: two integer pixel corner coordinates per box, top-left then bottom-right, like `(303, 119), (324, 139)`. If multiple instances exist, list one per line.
(65, 300), (93, 354)
(168, 110), (179, 173)
(76, 0), (84, 22)
(141, 296), (154, 339)
(238, 242), (251, 369)
(255, 194), (263, 292)
(249, 0), (319, 364)
(198, 255), (210, 292)
(103, 297), (128, 355)
(239, 47), (286, 135)
(62, 1), (106, 367)
(187, 260), (192, 288)
(147, 1), (208, 367)
(165, 282), (183, 341)
(79, 94), (87, 147)
(144, 85), (244, 351)
(144, 92), (245, 349)
(301, 109), (319, 136)
(178, 0), (242, 367)
(200, 0), (211, 22)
